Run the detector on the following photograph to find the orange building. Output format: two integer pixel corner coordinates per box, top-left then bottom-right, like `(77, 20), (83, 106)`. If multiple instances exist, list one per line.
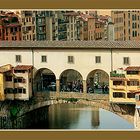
(78, 14), (96, 40)
(95, 20), (105, 40)
(0, 12), (21, 41)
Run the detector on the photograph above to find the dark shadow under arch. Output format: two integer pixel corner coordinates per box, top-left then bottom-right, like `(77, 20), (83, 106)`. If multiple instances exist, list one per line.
(34, 68), (56, 93)
(59, 69), (83, 92)
(86, 69), (109, 94)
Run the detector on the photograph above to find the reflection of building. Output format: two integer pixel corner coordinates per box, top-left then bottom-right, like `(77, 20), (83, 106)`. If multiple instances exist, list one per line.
(92, 109), (100, 128)
(0, 64), (33, 101)
(109, 66), (140, 104)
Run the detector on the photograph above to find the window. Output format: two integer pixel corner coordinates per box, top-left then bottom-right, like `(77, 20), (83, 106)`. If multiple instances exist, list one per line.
(135, 23), (137, 28)
(41, 55), (47, 62)
(18, 88), (22, 93)
(135, 31), (137, 37)
(113, 92), (125, 98)
(15, 27), (17, 32)
(14, 70), (26, 73)
(14, 78), (25, 83)
(127, 71), (139, 75)
(129, 29), (131, 35)
(26, 17), (28, 22)
(132, 23), (135, 28)
(10, 28), (13, 33)
(133, 31), (135, 37)
(128, 21), (130, 27)
(5, 76), (12, 81)
(4, 88), (13, 94)
(113, 81), (125, 86)
(127, 93), (135, 98)
(127, 80), (139, 86)
(132, 15), (135, 20)
(15, 55), (21, 63)
(95, 56), (101, 63)
(123, 57), (130, 65)
(23, 88), (26, 93)
(14, 88), (26, 94)
(68, 56), (74, 63)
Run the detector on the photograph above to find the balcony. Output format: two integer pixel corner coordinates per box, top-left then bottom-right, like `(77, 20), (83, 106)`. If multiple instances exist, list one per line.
(127, 86), (139, 91)
(126, 74), (140, 79)
(110, 71), (125, 78)
(112, 85), (126, 90)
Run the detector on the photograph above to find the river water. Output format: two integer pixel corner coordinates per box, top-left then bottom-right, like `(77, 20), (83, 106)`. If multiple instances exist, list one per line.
(31, 103), (134, 129)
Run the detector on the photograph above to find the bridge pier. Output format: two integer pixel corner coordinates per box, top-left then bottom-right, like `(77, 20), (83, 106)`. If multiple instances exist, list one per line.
(56, 79), (60, 95)
(83, 80), (87, 94)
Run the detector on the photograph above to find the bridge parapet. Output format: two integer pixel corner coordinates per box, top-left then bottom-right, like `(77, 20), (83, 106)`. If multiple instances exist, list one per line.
(49, 92), (109, 101)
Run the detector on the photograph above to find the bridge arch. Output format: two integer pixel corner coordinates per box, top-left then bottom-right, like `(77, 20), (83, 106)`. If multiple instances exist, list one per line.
(59, 69), (83, 92)
(86, 69), (109, 94)
(34, 68), (56, 93)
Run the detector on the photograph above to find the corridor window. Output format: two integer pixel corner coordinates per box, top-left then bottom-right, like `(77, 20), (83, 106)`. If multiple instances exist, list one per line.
(123, 57), (130, 65)
(68, 56), (74, 63)
(15, 55), (21, 63)
(41, 55), (47, 62)
(95, 56), (101, 63)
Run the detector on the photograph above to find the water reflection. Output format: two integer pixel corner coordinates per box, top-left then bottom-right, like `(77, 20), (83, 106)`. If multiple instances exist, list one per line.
(31, 103), (134, 129)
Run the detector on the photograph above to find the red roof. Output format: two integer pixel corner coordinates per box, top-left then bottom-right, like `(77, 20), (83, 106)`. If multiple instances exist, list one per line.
(125, 66), (140, 71)
(14, 65), (33, 70)
(0, 64), (13, 73)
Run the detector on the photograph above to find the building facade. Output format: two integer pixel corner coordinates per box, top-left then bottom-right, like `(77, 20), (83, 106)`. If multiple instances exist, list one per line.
(0, 64), (33, 101)
(109, 66), (140, 104)
(21, 11), (36, 41)
(111, 10), (140, 41)
(0, 12), (21, 41)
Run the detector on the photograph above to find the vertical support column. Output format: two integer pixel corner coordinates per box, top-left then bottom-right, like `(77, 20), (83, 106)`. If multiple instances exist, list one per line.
(83, 80), (87, 94)
(56, 79), (60, 95)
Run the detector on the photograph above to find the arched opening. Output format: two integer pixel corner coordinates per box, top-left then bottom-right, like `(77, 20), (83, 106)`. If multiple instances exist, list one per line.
(86, 69), (109, 94)
(34, 68), (56, 93)
(59, 69), (83, 92)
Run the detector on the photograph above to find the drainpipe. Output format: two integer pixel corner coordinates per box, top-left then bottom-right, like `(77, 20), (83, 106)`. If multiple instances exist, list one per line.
(110, 48), (113, 72)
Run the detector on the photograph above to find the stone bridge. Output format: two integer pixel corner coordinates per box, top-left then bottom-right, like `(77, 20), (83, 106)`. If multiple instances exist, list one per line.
(0, 92), (138, 129)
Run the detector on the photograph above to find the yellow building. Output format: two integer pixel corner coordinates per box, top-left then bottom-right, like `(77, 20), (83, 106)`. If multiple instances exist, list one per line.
(109, 66), (140, 104)
(0, 64), (13, 101)
(0, 64), (33, 101)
